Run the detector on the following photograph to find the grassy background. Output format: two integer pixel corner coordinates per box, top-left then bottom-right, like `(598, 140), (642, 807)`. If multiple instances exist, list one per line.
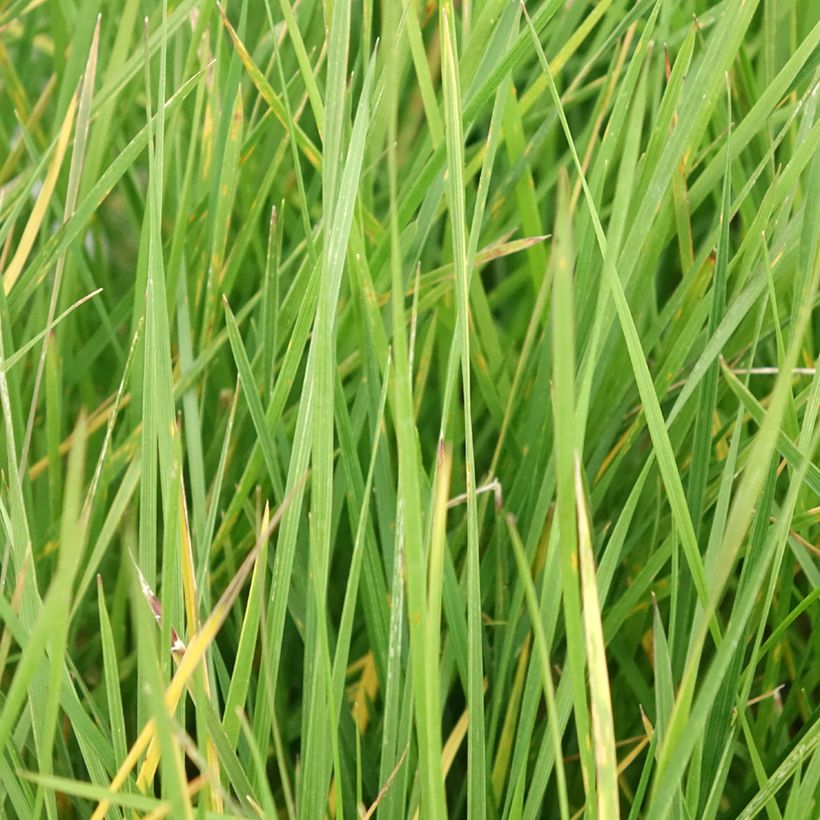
(0, 0), (818, 817)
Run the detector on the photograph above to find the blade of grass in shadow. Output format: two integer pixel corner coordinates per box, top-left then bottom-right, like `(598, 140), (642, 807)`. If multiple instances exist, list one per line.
(330, 358), (390, 733)
(729, 388), (820, 819)
(491, 632), (531, 800)
(573, 2), (658, 445)
(691, 404), (751, 813)
(19, 17), (99, 477)
(672, 79), (733, 679)
(211, 260), (321, 557)
(505, 514), (569, 820)
(721, 367), (820, 496)
(646, 256), (820, 816)
(249, 345), (314, 778)
(616, 0), (762, 288)
(682, 423), (820, 820)
(406, 0), (443, 148)
(7, 64), (207, 313)
(71, 311), (144, 614)
(521, 3), (713, 623)
(332, 365), (390, 681)
(500, 75), (548, 293)
(263, 9), (321, 270)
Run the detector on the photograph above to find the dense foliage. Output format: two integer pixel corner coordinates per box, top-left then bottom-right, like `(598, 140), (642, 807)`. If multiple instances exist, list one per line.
(0, 0), (817, 817)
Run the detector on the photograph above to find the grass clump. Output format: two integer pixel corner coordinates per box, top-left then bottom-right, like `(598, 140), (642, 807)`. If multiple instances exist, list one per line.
(0, 0), (817, 817)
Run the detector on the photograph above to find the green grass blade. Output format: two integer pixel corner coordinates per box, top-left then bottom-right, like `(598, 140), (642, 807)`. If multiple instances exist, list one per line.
(441, 5), (486, 815)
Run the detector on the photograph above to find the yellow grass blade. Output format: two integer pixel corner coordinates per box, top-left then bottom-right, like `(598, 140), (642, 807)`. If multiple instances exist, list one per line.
(576, 457), (620, 819)
(3, 92), (77, 293)
(91, 489), (297, 819)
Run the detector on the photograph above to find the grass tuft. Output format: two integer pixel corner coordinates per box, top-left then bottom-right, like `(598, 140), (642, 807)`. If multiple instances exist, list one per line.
(0, 1), (817, 818)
